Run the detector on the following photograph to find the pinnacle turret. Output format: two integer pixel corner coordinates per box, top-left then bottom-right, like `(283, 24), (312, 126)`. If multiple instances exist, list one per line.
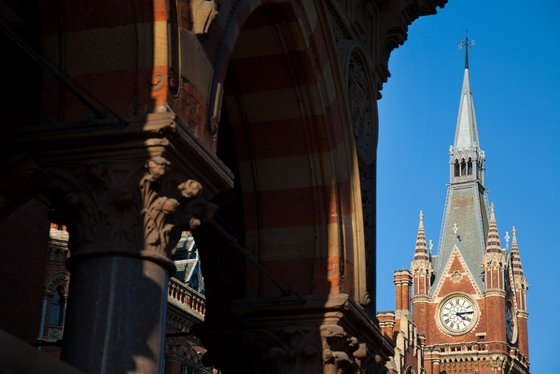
(485, 203), (501, 254)
(413, 211), (429, 261)
(510, 226), (528, 285)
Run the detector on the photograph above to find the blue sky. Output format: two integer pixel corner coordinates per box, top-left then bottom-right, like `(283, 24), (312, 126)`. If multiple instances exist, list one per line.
(376, 1), (560, 372)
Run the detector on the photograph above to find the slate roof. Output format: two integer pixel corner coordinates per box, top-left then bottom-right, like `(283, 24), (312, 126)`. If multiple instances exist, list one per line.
(431, 182), (489, 296)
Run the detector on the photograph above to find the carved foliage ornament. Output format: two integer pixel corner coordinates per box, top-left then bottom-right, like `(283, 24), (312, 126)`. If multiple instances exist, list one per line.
(55, 157), (215, 266)
(140, 157), (216, 259)
(321, 324), (387, 374)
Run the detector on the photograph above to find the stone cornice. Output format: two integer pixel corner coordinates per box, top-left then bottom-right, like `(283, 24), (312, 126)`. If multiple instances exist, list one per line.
(484, 289), (506, 297)
(15, 113), (233, 197)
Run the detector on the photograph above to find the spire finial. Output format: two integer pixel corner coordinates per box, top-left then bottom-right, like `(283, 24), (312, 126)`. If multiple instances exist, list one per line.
(420, 210), (424, 222)
(490, 202), (495, 220)
(512, 226), (518, 246)
(505, 231), (510, 250)
(458, 29), (475, 69)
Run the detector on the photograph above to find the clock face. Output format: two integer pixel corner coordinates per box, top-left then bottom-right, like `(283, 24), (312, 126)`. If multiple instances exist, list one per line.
(439, 295), (477, 334)
(506, 301), (517, 343)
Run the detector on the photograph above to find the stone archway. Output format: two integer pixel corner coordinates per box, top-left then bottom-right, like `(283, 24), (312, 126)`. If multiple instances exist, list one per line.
(191, 2), (389, 373)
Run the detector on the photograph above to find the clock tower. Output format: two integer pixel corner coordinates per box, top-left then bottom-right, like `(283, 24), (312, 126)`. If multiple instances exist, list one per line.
(402, 36), (530, 374)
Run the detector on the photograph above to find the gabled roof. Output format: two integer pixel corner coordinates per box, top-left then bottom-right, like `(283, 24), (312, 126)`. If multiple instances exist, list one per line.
(431, 243), (483, 298)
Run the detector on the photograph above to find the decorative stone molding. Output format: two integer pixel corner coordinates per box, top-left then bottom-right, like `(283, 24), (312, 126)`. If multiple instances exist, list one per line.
(321, 324), (389, 374)
(483, 252), (505, 269)
(450, 271), (463, 284)
(47, 155), (216, 271)
(165, 337), (208, 370)
(140, 156), (181, 258)
(44, 272), (70, 296)
(321, 324), (362, 373)
(411, 259), (432, 274)
(484, 289), (506, 297)
(514, 274), (529, 290)
(411, 295), (430, 303)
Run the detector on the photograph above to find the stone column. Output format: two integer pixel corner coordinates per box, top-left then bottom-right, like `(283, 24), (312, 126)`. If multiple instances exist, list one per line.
(54, 156), (210, 373)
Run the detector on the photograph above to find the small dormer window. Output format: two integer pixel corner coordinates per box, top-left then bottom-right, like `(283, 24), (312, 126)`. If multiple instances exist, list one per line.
(454, 160), (460, 177)
(467, 158), (473, 175)
(460, 159), (466, 176)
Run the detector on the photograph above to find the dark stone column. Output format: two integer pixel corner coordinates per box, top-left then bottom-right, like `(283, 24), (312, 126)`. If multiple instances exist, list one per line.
(62, 256), (169, 373)
(50, 156), (211, 373)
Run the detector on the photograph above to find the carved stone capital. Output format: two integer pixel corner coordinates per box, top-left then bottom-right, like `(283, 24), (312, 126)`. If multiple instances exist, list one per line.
(318, 306), (392, 373)
(49, 156), (215, 272)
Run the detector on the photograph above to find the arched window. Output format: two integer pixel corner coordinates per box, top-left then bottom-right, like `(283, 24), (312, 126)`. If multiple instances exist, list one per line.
(467, 158), (473, 175)
(454, 160), (459, 177)
(48, 286), (65, 326)
(460, 159), (466, 176)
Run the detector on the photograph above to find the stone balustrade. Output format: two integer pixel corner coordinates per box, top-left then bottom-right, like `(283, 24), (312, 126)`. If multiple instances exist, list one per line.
(168, 277), (206, 318)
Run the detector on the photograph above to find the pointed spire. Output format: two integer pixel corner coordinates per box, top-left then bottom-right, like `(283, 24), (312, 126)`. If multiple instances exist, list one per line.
(485, 203), (502, 253)
(510, 226), (525, 277)
(414, 211), (429, 261)
(454, 33), (479, 151)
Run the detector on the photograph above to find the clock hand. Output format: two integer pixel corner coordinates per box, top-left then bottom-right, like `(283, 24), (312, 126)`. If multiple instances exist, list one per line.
(456, 311), (474, 315)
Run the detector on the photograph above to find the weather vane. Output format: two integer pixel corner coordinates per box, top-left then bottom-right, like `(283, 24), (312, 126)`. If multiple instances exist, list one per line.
(458, 29), (475, 68)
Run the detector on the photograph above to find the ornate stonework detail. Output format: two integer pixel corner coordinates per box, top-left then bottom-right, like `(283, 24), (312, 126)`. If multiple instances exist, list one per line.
(44, 272), (70, 295)
(321, 324), (376, 373)
(140, 158), (215, 259)
(166, 337), (210, 372)
(483, 252), (505, 269)
(60, 161), (139, 254)
(49, 157), (214, 268)
(514, 274), (529, 291)
(411, 259), (432, 273)
(191, 0), (218, 35)
(140, 157), (181, 257)
(450, 271), (463, 284)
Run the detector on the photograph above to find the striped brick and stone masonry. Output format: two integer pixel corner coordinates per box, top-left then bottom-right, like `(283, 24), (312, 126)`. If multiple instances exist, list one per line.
(394, 270), (412, 317)
(424, 348), (442, 374)
(377, 311), (396, 339)
(483, 204), (507, 347)
(510, 227), (529, 360)
(3, 0), (449, 372)
(411, 211), (432, 338)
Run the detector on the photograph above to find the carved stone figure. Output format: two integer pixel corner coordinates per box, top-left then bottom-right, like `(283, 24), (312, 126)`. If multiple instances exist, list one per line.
(140, 157), (180, 256)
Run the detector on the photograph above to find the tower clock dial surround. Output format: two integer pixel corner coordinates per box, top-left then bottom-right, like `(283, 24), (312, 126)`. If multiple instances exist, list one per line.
(437, 294), (479, 335)
(506, 301), (518, 343)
